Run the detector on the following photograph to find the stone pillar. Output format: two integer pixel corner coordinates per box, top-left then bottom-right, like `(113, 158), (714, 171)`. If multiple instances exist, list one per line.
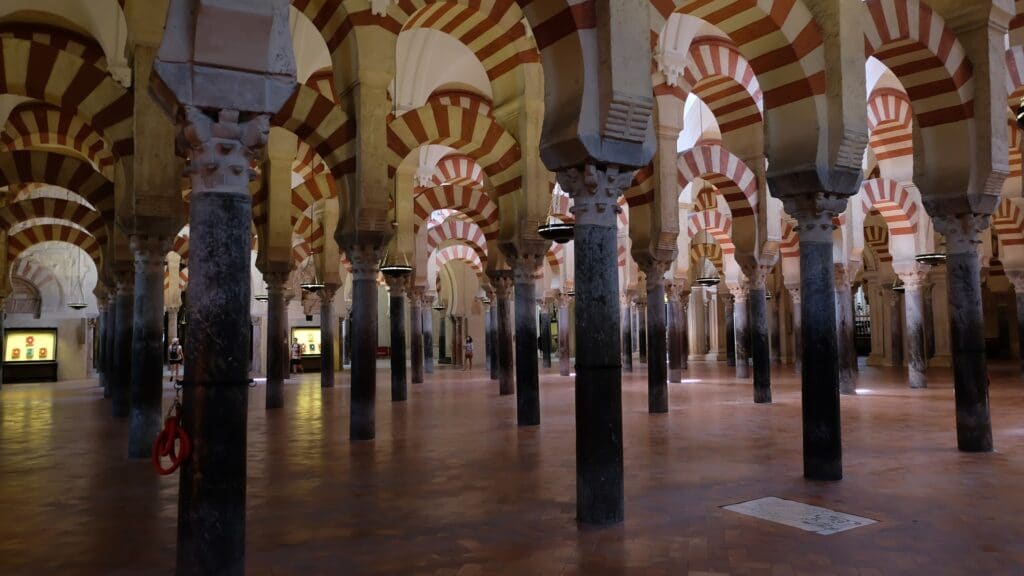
(899, 270), (929, 389)
(282, 292), (294, 381)
(112, 270), (134, 418)
(923, 282), (935, 359)
(621, 292), (633, 371)
(784, 194), (847, 481)
(320, 284), (337, 389)
(264, 272), (288, 409)
(769, 293), (781, 364)
(452, 315), (463, 368)
(557, 164), (629, 526)
(539, 298), (553, 369)
(384, 274), (408, 402)
(104, 294), (116, 399)
(934, 214), (992, 452)
(512, 254), (544, 425)
(929, 268), (952, 366)
(1009, 272), (1024, 375)
(438, 310), (447, 363)
(0, 304), (5, 389)
(167, 306), (179, 348)
(410, 287), (424, 384)
(666, 283), (683, 383)
(346, 243), (385, 439)
(834, 266), (856, 395)
(486, 292), (498, 380)
(690, 289), (707, 359)
(679, 288), (690, 371)
(640, 263), (669, 413)
(558, 292), (571, 376)
(730, 286), (749, 378)
(128, 235), (171, 458)
(422, 294), (434, 374)
(636, 298), (648, 363)
(888, 287), (904, 367)
(865, 282), (887, 366)
(97, 298), (110, 393)
(491, 273), (515, 395)
(748, 267), (772, 404)
(788, 288), (801, 374)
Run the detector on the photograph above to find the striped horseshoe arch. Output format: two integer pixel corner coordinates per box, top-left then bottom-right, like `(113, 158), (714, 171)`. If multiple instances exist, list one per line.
(172, 231), (190, 263)
(690, 241), (723, 271)
(780, 220), (799, 262)
(289, 174), (338, 226)
(993, 197), (1024, 248)
(546, 243), (564, 277)
(0, 38), (133, 158)
(859, 178), (918, 236)
(1010, 120), (1022, 180)
(864, 223), (892, 264)
(677, 143), (757, 219)
(623, 164), (654, 207)
(0, 151), (115, 217)
(867, 88), (913, 161)
(863, 0), (973, 128)
(422, 154), (487, 190)
(387, 104), (522, 197)
(429, 92), (494, 118)
(650, 0), (825, 111)
(0, 24), (108, 69)
(427, 217), (489, 265)
(10, 256), (62, 298)
(7, 222), (103, 269)
(687, 209), (735, 255)
(1, 102), (116, 175)
(0, 197), (109, 247)
(273, 84), (356, 180)
(680, 37), (763, 134)
(432, 243), (484, 277)
(413, 185), (500, 239)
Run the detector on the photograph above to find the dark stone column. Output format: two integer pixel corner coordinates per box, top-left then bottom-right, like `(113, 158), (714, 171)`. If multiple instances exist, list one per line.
(491, 273), (514, 395)
(770, 293), (781, 364)
(410, 287), (424, 384)
(512, 254), (544, 425)
(384, 274), (408, 402)
(281, 293), (293, 381)
(923, 281), (935, 359)
(97, 297), (109, 394)
(112, 271), (134, 418)
(558, 164), (629, 526)
(438, 309), (447, 363)
(835, 266), (856, 395)
(899, 270), (929, 389)
(788, 288), (802, 374)
(452, 315), (463, 368)
(0, 304), (4, 390)
(637, 299), (648, 363)
(263, 272), (288, 409)
(679, 290), (690, 371)
(128, 235), (172, 458)
(1010, 274), (1024, 375)
(558, 292), (571, 376)
(667, 283), (683, 383)
(320, 284), (337, 389)
(640, 263), (669, 413)
(621, 292), (633, 372)
(749, 268), (772, 404)
(888, 287), (904, 367)
(422, 294), (434, 374)
(104, 294), (116, 399)
(174, 110), (264, 575)
(345, 242), (385, 440)
(540, 298), (553, 369)
(343, 311), (353, 366)
(934, 214), (993, 452)
(486, 292), (498, 380)
(731, 287), (749, 378)
(783, 194), (847, 481)
(724, 293), (736, 367)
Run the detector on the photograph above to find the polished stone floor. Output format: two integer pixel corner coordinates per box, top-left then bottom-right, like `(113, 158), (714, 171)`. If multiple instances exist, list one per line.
(2, 359), (1023, 575)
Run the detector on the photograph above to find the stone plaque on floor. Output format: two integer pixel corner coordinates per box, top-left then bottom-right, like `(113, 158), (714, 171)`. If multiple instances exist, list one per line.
(723, 497), (877, 535)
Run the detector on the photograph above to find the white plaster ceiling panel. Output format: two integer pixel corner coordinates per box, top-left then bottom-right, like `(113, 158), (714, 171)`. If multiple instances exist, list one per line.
(395, 29), (492, 113)
(289, 6), (331, 84)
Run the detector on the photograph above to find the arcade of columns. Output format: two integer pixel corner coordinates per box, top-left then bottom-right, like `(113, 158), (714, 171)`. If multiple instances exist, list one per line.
(1, 0), (1024, 573)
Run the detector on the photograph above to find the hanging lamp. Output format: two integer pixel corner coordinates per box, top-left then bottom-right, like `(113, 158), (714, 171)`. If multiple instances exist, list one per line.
(694, 181), (721, 288)
(66, 249), (88, 310)
(299, 211), (325, 292)
(537, 189), (575, 243)
(379, 248), (413, 277)
(254, 282), (269, 302)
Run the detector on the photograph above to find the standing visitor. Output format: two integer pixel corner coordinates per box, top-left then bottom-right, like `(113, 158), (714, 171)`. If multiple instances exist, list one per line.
(290, 338), (305, 374)
(168, 338), (183, 382)
(464, 336), (474, 371)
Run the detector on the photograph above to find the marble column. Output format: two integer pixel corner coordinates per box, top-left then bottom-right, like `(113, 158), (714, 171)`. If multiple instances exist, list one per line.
(491, 273), (514, 395)
(769, 293), (781, 364)
(748, 267), (772, 404)
(0, 305), (5, 389)
(264, 272), (288, 409)
(923, 282), (935, 359)
(282, 292), (294, 381)
(167, 306), (179, 348)
(730, 287), (749, 378)
(112, 270), (134, 418)
(438, 310), (447, 363)
(97, 298), (110, 393)
(540, 298), (553, 369)
(346, 243), (385, 439)
(641, 264), (669, 413)
(888, 287), (904, 367)
(621, 292), (633, 372)
(410, 287), (424, 384)
(172, 109), (267, 575)
(636, 298), (648, 364)
(384, 274), (409, 402)
(933, 214), (992, 452)
(104, 294), (116, 399)
(512, 255), (544, 426)
(679, 289), (690, 371)
(422, 294), (434, 374)
(788, 288), (801, 374)
(899, 270), (929, 389)
(558, 164), (628, 526)
(834, 266), (856, 395)
(784, 194), (847, 481)
(486, 292), (498, 380)
(128, 235), (171, 458)
(558, 292), (571, 376)
(320, 284), (337, 389)
(343, 310), (352, 366)
(666, 283), (683, 383)
(1009, 272), (1024, 375)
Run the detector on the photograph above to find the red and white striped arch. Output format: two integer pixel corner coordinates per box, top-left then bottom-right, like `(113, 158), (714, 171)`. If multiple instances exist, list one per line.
(0, 151), (114, 218)
(172, 230), (189, 262)
(289, 0), (400, 64)
(428, 91), (494, 118)
(681, 37), (763, 134)
(1010, 120), (1022, 180)
(650, 0), (825, 110)
(293, 140), (328, 181)
(690, 242), (723, 270)
(623, 163), (654, 207)
(0, 24), (107, 69)
(780, 220), (799, 261)
(546, 243), (564, 276)
(273, 84), (356, 180)
(677, 143), (757, 219)
(867, 87), (913, 161)
(11, 256), (61, 296)
(864, 0), (973, 128)
(1, 102), (116, 175)
(993, 197), (1024, 248)
(432, 243), (484, 277)
(289, 174), (337, 226)
(864, 224), (892, 263)
(0, 197), (108, 247)
(687, 209), (735, 255)
(0, 38), (133, 157)
(413, 184), (500, 239)
(7, 222), (102, 269)
(859, 178), (918, 236)
(418, 154), (487, 190)
(427, 217), (488, 265)
(387, 104), (522, 197)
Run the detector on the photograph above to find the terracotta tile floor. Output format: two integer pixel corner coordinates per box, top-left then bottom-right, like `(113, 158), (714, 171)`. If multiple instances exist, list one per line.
(2, 359), (1024, 575)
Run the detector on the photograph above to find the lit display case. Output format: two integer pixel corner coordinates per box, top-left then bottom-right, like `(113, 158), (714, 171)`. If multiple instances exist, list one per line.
(289, 327), (322, 371)
(3, 328), (59, 383)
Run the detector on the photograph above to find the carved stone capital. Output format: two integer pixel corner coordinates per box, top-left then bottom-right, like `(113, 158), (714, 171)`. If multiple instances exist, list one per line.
(780, 193), (849, 243)
(488, 272), (514, 299)
(181, 108), (268, 193)
(637, 258), (671, 291)
(897, 270), (930, 292)
(113, 269), (135, 293)
(787, 288), (801, 305)
(556, 292), (572, 309)
(1006, 270), (1024, 294)
(130, 235), (172, 272)
(384, 274), (408, 296)
(746, 264), (773, 291)
(557, 164), (633, 228)
(729, 285), (749, 303)
(264, 270), (290, 291)
(510, 252), (546, 284)
(834, 264), (852, 290)
(409, 286), (426, 306)
(932, 213), (990, 255)
(344, 243), (384, 282)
